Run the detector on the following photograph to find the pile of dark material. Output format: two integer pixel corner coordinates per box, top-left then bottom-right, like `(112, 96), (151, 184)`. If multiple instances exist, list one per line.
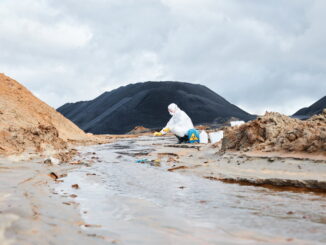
(293, 96), (326, 119)
(57, 81), (255, 134)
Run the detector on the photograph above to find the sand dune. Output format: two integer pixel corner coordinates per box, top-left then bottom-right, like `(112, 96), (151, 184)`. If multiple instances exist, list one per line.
(0, 74), (98, 157)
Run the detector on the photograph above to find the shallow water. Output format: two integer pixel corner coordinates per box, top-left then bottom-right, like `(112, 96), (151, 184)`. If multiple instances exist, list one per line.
(56, 136), (326, 244)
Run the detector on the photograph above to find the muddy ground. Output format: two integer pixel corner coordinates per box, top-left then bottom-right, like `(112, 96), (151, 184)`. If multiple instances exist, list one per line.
(0, 155), (116, 245)
(149, 141), (326, 191)
(0, 134), (325, 244)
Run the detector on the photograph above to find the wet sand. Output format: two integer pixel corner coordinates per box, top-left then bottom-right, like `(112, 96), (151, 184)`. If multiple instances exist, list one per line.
(149, 140), (326, 191)
(0, 155), (114, 244)
(55, 136), (326, 244)
(0, 134), (325, 244)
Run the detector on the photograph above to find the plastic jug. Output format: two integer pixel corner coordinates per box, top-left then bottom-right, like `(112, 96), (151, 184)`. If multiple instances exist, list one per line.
(199, 130), (208, 144)
(230, 121), (245, 127)
(209, 131), (224, 144)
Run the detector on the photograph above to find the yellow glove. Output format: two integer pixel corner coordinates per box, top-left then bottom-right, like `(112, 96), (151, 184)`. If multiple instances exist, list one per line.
(162, 128), (170, 133)
(154, 132), (163, 136)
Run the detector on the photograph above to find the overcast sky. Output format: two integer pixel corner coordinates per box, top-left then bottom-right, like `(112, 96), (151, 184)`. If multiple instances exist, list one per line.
(1, 0), (325, 115)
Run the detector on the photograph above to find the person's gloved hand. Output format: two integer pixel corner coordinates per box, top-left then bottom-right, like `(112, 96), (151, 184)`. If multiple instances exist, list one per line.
(153, 132), (163, 136)
(162, 128), (170, 133)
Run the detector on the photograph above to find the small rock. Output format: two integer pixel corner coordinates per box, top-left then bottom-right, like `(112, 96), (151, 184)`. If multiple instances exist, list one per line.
(44, 159), (52, 165)
(286, 132), (297, 142)
(268, 157), (275, 162)
(71, 184), (80, 189)
(49, 172), (58, 180)
(307, 145), (317, 153)
(84, 224), (102, 228)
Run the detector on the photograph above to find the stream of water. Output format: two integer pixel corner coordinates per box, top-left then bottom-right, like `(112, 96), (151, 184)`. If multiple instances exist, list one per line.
(56, 136), (326, 244)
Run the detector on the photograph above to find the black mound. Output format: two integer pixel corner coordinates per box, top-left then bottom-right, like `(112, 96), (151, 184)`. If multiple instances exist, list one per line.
(293, 96), (326, 119)
(58, 82), (255, 134)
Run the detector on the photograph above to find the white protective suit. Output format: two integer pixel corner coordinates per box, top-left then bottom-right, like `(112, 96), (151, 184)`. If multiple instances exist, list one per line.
(160, 103), (194, 137)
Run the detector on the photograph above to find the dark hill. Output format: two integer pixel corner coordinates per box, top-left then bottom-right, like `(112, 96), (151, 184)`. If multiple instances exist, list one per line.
(293, 96), (326, 119)
(57, 81), (255, 134)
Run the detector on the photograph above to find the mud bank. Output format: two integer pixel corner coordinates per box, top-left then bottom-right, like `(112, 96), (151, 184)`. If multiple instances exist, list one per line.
(149, 139), (326, 192)
(1, 134), (325, 244)
(0, 153), (116, 245)
(55, 136), (326, 244)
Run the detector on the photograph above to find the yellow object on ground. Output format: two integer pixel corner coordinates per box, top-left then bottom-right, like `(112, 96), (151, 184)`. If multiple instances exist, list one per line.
(154, 132), (163, 136)
(162, 128), (170, 133)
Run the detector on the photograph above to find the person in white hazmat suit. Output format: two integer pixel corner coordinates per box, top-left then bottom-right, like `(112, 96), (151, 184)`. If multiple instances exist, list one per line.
(154, 103), (194, 143)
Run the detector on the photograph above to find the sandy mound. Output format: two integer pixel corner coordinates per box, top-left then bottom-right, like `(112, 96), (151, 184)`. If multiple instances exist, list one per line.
(0, 74), (96, 156)
(221, 110), (326, 154)
(128, 126), (152, 134)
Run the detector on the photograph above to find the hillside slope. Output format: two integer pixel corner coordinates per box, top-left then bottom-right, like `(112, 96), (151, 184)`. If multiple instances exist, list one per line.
(293, 96), (326, 119)
(0, 74), (93, 156)
(58, 81), (255, 134)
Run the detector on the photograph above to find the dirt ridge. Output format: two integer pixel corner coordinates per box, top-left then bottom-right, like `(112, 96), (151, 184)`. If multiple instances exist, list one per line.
(0, 74), (99, 157)
(222, 110), (326, 154)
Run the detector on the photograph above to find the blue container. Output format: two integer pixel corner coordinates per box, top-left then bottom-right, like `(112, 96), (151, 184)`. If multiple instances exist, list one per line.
(187, 129), (200, 143)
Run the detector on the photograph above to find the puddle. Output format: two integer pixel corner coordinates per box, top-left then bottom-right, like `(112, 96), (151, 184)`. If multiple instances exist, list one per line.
(56, 136), (326, 244)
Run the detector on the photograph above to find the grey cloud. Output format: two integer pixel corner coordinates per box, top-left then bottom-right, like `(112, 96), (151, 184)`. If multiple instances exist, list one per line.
(0, 0), (325, 115)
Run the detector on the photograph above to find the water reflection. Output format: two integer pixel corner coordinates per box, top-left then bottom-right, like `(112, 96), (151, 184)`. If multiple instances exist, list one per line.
(57, 137), (326, 244)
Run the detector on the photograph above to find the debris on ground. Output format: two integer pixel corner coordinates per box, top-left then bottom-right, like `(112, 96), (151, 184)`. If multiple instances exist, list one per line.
(71, 184), (80, 189)
(222, 110), (326, 154)
(165, 145), (201, 150)
(135, 158), (161, 167)
(167, 166), (188, 172)
(48, 172), (59, 180)
(44, 159), (53, 165)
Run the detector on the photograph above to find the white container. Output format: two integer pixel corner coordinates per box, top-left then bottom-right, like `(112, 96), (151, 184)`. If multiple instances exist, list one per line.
(199, 130), (208, 144)
(230, 120), (245, 127)
(209, 131), (224, 144)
